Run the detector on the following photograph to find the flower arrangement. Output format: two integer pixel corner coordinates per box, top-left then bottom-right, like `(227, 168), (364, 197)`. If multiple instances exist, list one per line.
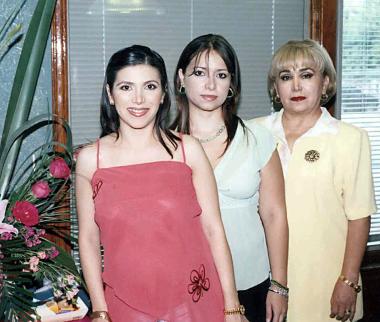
(0, 1), (85, 321)
(0, 146), (83, 321)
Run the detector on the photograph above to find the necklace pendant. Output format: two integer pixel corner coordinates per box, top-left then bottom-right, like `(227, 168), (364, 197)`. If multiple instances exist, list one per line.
(196, 125), (226, 143)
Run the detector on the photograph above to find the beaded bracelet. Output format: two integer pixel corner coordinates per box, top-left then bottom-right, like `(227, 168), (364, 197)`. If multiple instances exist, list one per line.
(339, 275), (361, 293)
(224, 304), (246, 315)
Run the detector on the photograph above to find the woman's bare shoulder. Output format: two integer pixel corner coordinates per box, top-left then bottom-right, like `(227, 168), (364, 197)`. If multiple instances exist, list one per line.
(178, 133), (203, 152)
(179, 134), (211, 171)
(75, 141), (98, 179)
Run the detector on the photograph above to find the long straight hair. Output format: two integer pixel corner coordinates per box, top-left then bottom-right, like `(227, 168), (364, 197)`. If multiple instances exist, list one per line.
(100, 45), (178, 157)
(171, 34), (245, 151)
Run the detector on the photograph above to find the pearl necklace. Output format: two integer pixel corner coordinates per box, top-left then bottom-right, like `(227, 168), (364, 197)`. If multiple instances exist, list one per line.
(194, 124), (226, 143)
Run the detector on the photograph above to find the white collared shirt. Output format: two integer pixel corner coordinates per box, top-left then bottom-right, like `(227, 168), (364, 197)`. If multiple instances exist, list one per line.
(261, 107), (339, 175)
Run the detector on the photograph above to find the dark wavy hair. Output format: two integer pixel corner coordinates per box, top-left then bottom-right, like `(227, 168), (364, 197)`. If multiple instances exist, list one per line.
(171, 34), (244, 150)
(100, 45), (178, 157)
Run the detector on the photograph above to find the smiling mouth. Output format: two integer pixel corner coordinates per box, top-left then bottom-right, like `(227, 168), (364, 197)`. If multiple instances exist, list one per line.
(290, 96), (306, 101)
(127, 108), (149, 117)
(201, 95), (218, 101)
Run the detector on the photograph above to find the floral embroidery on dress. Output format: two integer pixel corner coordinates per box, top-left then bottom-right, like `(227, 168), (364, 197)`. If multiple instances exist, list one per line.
(187, 264), (210, 302)
(92, 180), (103, 199)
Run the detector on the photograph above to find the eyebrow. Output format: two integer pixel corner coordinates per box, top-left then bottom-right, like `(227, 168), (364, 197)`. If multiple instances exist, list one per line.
(115, 80), (160, 86)
(193, 66), (229, 72)
(279, 67), (315, 73)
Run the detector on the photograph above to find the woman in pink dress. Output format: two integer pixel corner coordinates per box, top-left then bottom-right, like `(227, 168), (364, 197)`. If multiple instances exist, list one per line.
(76, 45), (248, 322)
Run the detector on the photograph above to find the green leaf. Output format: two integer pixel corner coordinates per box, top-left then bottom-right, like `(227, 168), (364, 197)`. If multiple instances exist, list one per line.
(0, 0), (25, 36)
(6, 293), (34, 311)
(0, 280), (35, 321)
(0, 24), (22, 62)
(41, 238), (79, 274)
(0, 113), (71, 198)
(0, 0), (57, 200)
(0, 0), (26, 57)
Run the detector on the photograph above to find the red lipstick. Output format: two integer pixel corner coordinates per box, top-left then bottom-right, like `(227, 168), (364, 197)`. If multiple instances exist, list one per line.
(290, 96), (306, 102)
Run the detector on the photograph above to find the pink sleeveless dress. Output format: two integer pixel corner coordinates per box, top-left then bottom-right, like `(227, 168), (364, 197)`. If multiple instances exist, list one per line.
(91, 140), (224, 322)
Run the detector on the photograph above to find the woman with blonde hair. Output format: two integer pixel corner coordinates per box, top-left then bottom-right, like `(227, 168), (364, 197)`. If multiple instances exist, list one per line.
(256, 39), (376, 322)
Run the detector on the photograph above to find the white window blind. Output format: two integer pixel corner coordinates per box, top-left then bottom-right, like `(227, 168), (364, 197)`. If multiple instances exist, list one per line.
(67, 0), (307, 146)
(339, 0), (380, 245)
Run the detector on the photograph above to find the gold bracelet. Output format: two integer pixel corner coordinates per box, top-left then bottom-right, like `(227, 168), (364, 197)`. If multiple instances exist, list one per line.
(224, 304), (245, 315)
(339, 275), (361, 293)
(90, 311), (111, 321)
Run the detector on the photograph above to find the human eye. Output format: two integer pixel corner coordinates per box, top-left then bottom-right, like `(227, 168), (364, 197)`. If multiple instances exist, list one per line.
(119, 84), (131, 91)
(192, 68), (205, 77)
(217, 72), (229, 79)
(146, 83), (158, 90)
(301, 72), (314, 79)
(279, 73), (291, 81)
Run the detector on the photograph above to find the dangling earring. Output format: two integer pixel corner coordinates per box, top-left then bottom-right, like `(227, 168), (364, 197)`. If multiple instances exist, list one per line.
(274, 95), (281, 104)
(321, 93), (328, 101)
(179, 85), (186, 94)
(227, 88), (234, 98)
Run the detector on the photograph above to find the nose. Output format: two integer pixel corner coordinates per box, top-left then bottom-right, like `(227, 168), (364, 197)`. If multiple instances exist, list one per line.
(205, 75), (216, 90)
(292, 76), (302, 91)
(133, 88), (144, 104)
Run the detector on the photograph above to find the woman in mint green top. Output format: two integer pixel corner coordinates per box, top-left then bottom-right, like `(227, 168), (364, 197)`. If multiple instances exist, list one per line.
(214, 119), (277, 290)
(171, 34), (288, 322)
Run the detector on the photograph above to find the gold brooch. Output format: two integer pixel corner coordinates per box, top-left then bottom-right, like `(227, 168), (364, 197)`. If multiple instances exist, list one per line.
(305, 150), (320, 162)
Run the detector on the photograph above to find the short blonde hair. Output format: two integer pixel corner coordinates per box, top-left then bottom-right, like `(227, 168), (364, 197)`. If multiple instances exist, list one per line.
(268, 39), (336, 104)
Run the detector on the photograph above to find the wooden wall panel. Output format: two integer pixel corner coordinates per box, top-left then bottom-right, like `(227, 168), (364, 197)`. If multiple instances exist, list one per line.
(51, 0), (70, 251)
(309, 0), (337, 113)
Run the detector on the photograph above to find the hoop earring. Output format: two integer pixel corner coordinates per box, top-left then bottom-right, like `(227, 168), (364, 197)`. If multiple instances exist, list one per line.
(274, 95), (281, 104)
(321, 93), (328, 101)
(227, 88), (234, 98)
(179, 85), (186, 94)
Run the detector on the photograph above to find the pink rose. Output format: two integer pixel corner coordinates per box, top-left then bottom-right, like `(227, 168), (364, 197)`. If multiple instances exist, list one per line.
(49, 157), (70, 179)
(12, 201), (39, 226)
(31, 180), (51, 199)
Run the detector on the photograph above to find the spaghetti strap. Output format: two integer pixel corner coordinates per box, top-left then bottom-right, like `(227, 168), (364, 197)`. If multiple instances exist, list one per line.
(179, 133), (187, 164)
(96, 139), (100, 169)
